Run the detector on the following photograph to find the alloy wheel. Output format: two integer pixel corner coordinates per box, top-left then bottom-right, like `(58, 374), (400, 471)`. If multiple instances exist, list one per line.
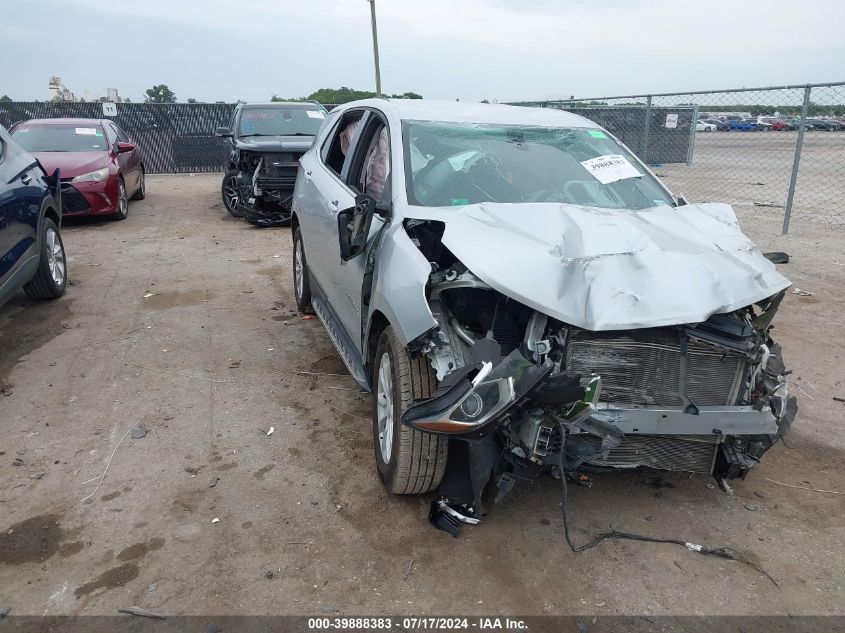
(223, 176), (239, 211)
(294, 238), (304, 300)
(376, 352), (394, 464)
(119, 181), (128, 216)
(46, 228), (65, 287)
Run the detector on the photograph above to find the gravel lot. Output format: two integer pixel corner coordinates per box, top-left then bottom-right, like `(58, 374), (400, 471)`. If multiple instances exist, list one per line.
(1, 174), (844, 617)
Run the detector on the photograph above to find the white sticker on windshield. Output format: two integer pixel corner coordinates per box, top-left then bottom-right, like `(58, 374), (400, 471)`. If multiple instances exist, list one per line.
(580, 154), (641, 185)
(75, 127), (98, 136)
(306, 110), (325, 119)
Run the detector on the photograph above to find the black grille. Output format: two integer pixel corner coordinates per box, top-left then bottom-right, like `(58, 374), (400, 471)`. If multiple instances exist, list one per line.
(565, 330), (744, 407)
(569, 433), (719, 474)
(60, 183), (90, 213)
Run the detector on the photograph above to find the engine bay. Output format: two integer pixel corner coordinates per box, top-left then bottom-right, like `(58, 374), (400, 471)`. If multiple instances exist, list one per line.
(232, 150), (301, 227)
(402, 218), (796, 532)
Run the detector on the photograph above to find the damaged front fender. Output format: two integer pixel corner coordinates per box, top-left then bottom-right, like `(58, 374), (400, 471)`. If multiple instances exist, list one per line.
(365, 223), (438, 350)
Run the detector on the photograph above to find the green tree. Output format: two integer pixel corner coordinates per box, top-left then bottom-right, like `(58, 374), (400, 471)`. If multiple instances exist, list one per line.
(144, 84), (176, 103)
(270, 94), (304, 102)
(306, 87), (423, 104)
(186, 98), (198, 103)
(307, 87), (375, 104)
(0, 95), (11, 103)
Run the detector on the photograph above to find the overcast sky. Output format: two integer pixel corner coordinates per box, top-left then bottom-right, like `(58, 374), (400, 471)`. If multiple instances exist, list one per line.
(1, 0), (843, 103)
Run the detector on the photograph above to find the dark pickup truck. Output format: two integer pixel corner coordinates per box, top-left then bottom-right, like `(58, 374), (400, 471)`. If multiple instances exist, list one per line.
(216, 102), (327, 227)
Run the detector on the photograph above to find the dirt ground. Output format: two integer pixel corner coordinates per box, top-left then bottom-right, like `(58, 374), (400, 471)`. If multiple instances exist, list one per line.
(0, 174), (843, 617)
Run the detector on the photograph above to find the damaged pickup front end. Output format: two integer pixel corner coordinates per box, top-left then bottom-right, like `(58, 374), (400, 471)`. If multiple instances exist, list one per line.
(227, 140), (312, 227)
(392, 203), (795, 532)
(218, 103), (326, 227)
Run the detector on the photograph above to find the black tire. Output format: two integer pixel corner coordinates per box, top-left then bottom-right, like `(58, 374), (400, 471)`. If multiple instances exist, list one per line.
(292, 226), (313, 314)
(113, 177), (129, 220)
(24, 218), (67, 300)
(221, 169), (241, 217)
(130, 167), (146, 200)
(372, 326), (449, 494)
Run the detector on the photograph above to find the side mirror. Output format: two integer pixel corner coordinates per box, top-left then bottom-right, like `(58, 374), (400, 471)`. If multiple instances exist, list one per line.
(116, 142), (136, 153)
(216, 126), (233, 138)
(337, 194), (391, 261)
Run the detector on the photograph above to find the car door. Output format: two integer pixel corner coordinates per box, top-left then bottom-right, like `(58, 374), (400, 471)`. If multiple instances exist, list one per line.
(114, 123), (142, 191)
(0, 131), (13, 281)
(106, 122), (135, 191)
(328, 114), (394, 344)
(296, 108), (367, 321)
(0, 127), (41, 285)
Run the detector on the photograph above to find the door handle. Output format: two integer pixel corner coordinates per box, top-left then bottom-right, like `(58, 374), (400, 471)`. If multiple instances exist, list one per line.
(304, 170), (312, 181)
(21, 174), (32, 185)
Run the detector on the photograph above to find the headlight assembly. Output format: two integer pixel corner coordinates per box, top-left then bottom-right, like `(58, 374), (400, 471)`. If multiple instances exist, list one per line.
(71, 167), (110, 183)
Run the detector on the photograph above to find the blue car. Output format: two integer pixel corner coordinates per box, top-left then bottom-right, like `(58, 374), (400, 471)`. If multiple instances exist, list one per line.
(728, 120), (760, 131)
(0, 124), (66, 308)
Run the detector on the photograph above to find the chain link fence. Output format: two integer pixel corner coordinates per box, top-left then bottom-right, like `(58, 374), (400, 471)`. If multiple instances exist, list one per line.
(512, 81), (845, 233)
(0, 101), (237, 174)
(2, 88), (843, 232)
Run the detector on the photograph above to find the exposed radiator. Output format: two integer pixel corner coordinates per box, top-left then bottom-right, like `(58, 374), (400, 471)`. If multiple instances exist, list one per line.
(568, 433), (720, 474)
(565, 331), (746, 407)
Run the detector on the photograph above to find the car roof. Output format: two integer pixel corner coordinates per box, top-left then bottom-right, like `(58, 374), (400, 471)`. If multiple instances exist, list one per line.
(238, 102), (322, 109)
(340, 98), (595, 128)
(20, 118), (107, 126)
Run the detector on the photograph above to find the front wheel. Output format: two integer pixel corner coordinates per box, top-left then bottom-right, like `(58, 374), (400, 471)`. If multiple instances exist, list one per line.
(24, 219), (67, 300)
(372, 326), (449, 494)
(113, 177), (129, 220)
(221, 169), (241, 217)
(292, 227), (314, 314)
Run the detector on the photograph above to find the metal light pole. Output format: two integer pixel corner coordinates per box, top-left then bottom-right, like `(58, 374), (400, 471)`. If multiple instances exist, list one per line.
(366, 0), (382, 96)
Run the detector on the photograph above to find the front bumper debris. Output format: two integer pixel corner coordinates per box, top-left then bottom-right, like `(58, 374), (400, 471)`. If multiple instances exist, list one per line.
(402, 348), (553, 438)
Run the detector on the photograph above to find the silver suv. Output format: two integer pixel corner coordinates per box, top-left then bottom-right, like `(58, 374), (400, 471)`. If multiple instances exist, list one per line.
(290, 100), (795, 530)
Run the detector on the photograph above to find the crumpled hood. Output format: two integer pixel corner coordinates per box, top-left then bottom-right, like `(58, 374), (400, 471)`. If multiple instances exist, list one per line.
(411, 202), (791, 330)
(32, 151), (110, 179)
(234, 136), (314, 153)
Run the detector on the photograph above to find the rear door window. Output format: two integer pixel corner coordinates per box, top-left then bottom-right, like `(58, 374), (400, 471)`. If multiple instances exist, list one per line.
(321, 110), (366, 178)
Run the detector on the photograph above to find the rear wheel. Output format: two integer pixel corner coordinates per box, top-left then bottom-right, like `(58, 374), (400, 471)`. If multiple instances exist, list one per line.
(130, 167), (146, 200)
(221, 169), (240, 216)
(113, 177), (129, 220)
(373, 325), (449, 494)
(24, 219), (67, 300)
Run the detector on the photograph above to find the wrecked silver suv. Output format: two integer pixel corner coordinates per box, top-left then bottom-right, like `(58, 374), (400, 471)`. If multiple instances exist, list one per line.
(290, 100), (795, 532)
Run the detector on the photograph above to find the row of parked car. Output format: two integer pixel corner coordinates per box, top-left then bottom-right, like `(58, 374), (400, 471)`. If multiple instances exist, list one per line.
(0, 118), (147, 310)
(696, 116), (845, 132)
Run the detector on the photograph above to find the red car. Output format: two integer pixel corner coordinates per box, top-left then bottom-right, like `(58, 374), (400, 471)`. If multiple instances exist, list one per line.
(11, 118), (145, 220)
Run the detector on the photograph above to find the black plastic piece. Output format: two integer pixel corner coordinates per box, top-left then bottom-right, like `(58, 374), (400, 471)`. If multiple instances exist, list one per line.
(763, 251), (789, 264)
(526, 372), (585, 405)
(429, 501), (461, 537)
